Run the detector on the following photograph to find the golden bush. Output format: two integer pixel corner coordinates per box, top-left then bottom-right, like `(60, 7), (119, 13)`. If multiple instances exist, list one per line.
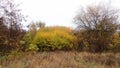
(32, 26), (78, 51)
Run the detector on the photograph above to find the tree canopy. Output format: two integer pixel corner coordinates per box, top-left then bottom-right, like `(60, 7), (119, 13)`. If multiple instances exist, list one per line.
(74, 5), (120, 52)
(74, 5), (119, 31)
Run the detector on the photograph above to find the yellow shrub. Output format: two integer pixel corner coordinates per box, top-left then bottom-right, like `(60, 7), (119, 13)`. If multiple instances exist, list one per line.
(111, 32), (120, 52)
(32, 26), (77, 51)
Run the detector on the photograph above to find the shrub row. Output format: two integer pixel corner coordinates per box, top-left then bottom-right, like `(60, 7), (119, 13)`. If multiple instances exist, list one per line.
(22, 26), (120, 53)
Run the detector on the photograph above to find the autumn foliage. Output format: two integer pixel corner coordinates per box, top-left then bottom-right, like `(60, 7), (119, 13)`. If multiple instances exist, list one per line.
(32, 26), (78, 51)
(74, 5), (120, 52)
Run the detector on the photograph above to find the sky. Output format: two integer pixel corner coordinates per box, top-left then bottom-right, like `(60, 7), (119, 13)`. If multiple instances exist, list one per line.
(15, 0), (120, 28)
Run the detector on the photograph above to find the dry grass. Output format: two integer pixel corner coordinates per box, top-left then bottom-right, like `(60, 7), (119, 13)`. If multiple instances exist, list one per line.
(0, 51), (120, 68)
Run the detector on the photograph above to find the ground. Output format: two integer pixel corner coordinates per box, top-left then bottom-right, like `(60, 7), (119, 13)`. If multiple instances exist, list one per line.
(0, 51), (120, 68)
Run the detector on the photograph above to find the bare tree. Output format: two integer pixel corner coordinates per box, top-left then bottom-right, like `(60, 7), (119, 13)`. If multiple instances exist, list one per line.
(27, 21), (45, 39)
(0, 0), (25, 54)
(74, 5), (119, 31)
(74, 5), (120, 52)
(36, 21), (45, 29)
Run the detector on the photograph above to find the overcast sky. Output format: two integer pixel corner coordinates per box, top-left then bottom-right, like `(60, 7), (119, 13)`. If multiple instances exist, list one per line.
(15, 0), (120, 28)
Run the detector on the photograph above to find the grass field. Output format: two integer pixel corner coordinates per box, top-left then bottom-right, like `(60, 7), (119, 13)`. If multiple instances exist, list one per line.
(0, 51), (120, 68)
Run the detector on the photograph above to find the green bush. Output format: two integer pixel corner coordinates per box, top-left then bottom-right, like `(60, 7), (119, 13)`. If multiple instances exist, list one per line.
(111, 32), (120, 52)
(32, 26), (78, 51)
(21, 33), (39, 52)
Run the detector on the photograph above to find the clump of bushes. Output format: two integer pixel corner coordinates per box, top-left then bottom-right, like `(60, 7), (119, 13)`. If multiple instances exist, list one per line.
(21, 25), (120, 53)
(75, 30), (120, 52)
(32, 26), (78, 51)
